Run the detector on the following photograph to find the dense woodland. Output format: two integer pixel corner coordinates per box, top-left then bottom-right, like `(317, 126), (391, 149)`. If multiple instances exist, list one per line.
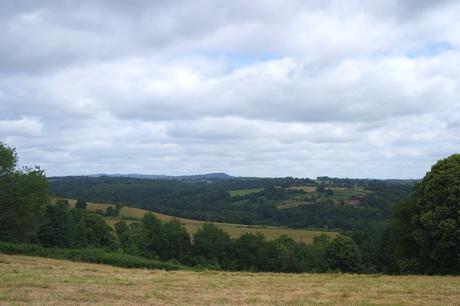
(49, 176), (412, 230)
(1, 141), (459, 275)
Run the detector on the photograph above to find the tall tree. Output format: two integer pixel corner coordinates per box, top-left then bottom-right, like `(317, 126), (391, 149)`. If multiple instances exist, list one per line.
(76, 214), (116, 248)
(75, 199), (87, 210)
(158, 219), (191, 262)
(192, 223), (231, 264)
(38, 202), (76, 247)
(141, 213), (162, 258)
(324, 236), (363, 273)
(0, 142), (48, 242)
(390, 154), (460, 274)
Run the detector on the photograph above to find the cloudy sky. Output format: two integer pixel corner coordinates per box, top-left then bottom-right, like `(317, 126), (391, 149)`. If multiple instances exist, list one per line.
(1, 0), (459, 178)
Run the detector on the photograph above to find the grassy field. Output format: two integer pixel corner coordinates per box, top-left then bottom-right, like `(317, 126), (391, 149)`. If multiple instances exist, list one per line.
(1, 255), (459, 306)
(278, 186), (372, 209)
(228, 188), (264, 196)
(60, 198), (335, 243)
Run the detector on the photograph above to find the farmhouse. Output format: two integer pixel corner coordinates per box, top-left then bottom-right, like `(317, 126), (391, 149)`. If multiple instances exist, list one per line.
(344, 199), (361, 206)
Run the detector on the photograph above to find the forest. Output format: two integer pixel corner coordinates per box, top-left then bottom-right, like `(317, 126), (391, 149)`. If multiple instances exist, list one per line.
(48, 175), (412, 230)
(1, 141), (459, 275)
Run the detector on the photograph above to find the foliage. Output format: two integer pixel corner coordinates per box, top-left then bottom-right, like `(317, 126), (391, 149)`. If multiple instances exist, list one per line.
(0, 142), (17, 175)
(324, 236), (363, 273)
(2, 141), (458, 275)
(390, 154), (460, 274)
(106, 203), (121, 216)
(0, 142), (48, 243)
(48, 176), (412, 231)
(192, 223), (231, 265)
(38, 203), (76, 247)
(75, 199), (87, 210)
(76, 214), (117, 249)
(158, 219), (191, 262)
(0, 241), (185, 270)
(114, 220), (129, 236)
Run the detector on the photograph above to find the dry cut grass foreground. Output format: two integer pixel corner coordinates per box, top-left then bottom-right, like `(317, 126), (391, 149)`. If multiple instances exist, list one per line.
(1, 254), (459, 306)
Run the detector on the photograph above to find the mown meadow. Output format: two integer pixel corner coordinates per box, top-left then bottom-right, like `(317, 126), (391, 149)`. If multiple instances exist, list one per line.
(1, 254), (459, 306)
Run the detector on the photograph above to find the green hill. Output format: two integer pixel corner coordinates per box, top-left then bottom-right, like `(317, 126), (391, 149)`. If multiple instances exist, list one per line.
(57, 198), (336, 244)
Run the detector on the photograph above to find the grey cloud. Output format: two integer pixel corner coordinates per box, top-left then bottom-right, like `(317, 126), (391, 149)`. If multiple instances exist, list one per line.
(12, 54), (454, 124)
(1, 0), (459, 178)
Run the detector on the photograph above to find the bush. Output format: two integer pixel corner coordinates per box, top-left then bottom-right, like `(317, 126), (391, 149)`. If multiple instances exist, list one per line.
(0, 241), (186, 271)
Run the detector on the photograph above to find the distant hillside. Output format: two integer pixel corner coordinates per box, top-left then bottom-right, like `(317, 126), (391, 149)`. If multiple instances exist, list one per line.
(51, 172), (236, 181)
(48, 176), (413, 231)
(55, 198), (335, 244)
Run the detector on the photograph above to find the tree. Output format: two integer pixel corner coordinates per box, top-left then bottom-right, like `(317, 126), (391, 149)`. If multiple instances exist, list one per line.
(390, 154), (460, 274)
(141, 213), (162, 258)
(0, 142), (17, 175)
(76, 214), (116, 248)
(106, 206), (115, 216)
(192, 223), (231, 264)
(105, 204), (121, 217)
(317, 186), (326, 193)
(38, 203), (76, 247)
(0, 142), (48, 243)
(158, 219), (191, 262)
(55, 199), (69, 207)
(232, 233), (268, 271)
(75, 199), (87, 210)
(114, 220), (129, 237)
(324, 236), (363, 273)
(119, 223), (145, 256)
(114, 204), (122, 216)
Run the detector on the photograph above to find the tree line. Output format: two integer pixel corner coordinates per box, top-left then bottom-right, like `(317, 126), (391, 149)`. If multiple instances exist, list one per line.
(1, 142), (458, 274)
(48, 175), (413, 231)
(15, 198), (367, 273)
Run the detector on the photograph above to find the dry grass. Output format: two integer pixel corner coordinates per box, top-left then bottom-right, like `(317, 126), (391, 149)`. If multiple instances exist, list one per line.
(287, 186), (317, 192)
(59, 198), (335, 243)
(1, 255), (459, 306)
(279, 186), (373, 209)
(228, 188), (265, 196)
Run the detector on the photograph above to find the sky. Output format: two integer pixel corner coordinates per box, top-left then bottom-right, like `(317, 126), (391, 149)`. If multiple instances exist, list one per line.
(1, 0), (459, 179)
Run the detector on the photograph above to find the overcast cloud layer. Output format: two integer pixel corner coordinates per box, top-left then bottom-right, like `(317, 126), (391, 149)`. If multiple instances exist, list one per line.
(1, 0), (459, 178)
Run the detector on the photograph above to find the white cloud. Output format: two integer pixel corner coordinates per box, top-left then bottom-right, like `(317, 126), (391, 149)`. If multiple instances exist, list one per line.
(1, 0), (459, 178)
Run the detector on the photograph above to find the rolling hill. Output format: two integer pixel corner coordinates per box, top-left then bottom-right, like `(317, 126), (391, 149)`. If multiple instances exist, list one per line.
(58, 198), (336, 243)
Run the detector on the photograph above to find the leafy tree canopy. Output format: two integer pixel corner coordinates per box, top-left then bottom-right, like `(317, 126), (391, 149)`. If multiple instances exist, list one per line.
(390, 154), (460, 274)
(0, 142), (48, 242)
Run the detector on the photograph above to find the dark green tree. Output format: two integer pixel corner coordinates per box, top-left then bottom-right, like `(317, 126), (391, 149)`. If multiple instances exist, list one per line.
(70, 207), (89, 224)
(141, 213), (162, 258)
(317, 186), (326, 193)
(76, 214), (116, 248)
(114, 220), (129, 237)
(38, 203), (76, 247)
(0, 142), (17, 175)
(119, 223), (145, 256)
(75, 199), (87, 210)
(390, 154), (460, 274)
(158, 219), (191, 262)
(232, 233), (268, 271)
(114, 204), (122, 216)
(106, 206), (115, 216)
(0, 142), (48, 242)
(55, 199), (69, 207)
(324, 236), (363, 273)
(192, 223), (231, 264)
